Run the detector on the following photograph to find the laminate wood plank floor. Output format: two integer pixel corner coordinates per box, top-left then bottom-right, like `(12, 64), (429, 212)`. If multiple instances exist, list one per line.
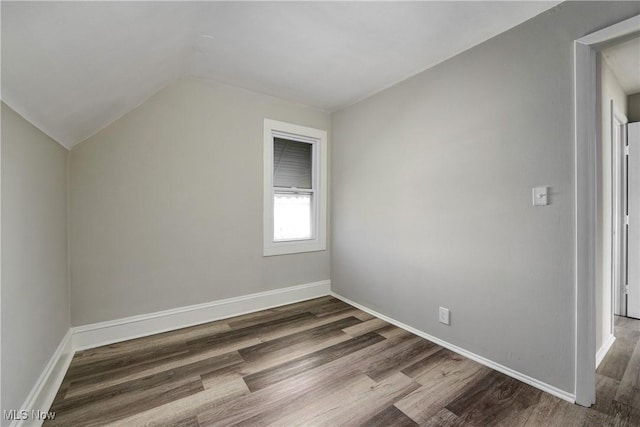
(46, 298), (640, 426)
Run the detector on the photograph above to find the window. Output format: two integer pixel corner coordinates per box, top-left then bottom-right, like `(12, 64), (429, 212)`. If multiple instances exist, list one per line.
(264, 119), (327, 256)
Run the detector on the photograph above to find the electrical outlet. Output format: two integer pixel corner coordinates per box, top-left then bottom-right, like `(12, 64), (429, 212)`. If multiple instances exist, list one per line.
(439, 307), (450, 325)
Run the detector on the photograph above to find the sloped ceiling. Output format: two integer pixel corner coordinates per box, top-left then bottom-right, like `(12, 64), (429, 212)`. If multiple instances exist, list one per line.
(602, 36), (640, 95)
(1, 1), (560, 149)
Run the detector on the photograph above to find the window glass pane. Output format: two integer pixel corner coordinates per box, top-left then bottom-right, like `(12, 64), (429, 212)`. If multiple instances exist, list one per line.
(274, 193), (312, 241)
(273, 138), (312, 189)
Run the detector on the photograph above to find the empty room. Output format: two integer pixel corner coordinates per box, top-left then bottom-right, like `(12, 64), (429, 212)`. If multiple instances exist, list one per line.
(2, 1), (640, 426)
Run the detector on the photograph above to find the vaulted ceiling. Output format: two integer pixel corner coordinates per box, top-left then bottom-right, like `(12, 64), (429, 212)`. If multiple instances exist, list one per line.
(602, 36), (640, 95)
(1, 1), (560, 149)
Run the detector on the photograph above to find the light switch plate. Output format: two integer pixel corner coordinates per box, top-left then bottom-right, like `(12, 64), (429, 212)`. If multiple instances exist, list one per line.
(532, 186), (549, 206)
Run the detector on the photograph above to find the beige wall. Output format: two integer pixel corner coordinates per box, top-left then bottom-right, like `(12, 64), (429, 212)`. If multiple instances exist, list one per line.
(331, 1), (640, 395)
(1, 102), (69, 424)
(597, 56), (627, 353)
(69, 78), (330, 326)
(628, 92), (640, 123)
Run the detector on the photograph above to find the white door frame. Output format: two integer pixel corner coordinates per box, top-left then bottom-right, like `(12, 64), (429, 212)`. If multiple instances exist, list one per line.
(612, 102), (628, 317)
(574, 14), (639, 407)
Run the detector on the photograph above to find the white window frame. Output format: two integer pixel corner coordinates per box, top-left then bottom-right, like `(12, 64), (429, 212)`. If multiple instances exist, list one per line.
(263, 119), (327, 256)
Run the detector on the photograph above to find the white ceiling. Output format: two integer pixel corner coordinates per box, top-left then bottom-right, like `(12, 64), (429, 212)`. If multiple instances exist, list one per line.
(1, 1), (560, 149)
(602, 36), (640, 95)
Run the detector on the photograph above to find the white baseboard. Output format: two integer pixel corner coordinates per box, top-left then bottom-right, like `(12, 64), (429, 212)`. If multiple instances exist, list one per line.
(73, 280), (331, 350)
(330, 291), (576, 404)
(11, 280), (331, 427)
(596, 334), (616, 368)
(10, 329), (75, 427)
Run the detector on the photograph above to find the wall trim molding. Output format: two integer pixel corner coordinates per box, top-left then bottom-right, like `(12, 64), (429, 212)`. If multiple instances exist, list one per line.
(330, 291), (576, 404)
(10, 329), (75, 427)
(12, 280), (331, 426)
(596, 334), (616, 369)
(73, 280), (331, 350)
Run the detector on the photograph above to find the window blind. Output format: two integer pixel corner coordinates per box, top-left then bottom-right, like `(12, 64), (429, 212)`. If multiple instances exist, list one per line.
(273, 138), (312, 189)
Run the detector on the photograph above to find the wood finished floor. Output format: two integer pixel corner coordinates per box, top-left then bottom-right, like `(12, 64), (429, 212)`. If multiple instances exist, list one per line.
(46, 297), (640, 426)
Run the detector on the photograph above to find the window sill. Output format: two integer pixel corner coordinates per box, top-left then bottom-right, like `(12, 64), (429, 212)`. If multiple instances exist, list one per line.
(263, 240), (326, 257)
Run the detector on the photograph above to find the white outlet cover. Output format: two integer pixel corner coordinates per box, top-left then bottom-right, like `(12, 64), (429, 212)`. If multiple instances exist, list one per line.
(439, 307), (450, 325)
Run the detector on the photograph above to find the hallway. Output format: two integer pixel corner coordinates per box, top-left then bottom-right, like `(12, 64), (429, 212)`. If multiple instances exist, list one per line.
(595, 316), (640, 421)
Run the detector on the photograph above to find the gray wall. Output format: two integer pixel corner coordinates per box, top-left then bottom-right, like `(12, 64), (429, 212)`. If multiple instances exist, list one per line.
(629, 92), (640, 123)
(69, 78), (330, 326)
(1, 102), (69, 423)
(330, 1), (640, 395)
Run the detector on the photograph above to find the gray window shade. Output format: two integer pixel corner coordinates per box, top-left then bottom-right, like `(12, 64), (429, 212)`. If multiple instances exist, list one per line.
(273, 138), (312, 189)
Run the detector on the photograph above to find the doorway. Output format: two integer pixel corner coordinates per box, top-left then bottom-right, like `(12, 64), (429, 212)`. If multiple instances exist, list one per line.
(604, 34), (640, 323)
(574, 15), (640, 407)
(614, 119), (640, 319)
